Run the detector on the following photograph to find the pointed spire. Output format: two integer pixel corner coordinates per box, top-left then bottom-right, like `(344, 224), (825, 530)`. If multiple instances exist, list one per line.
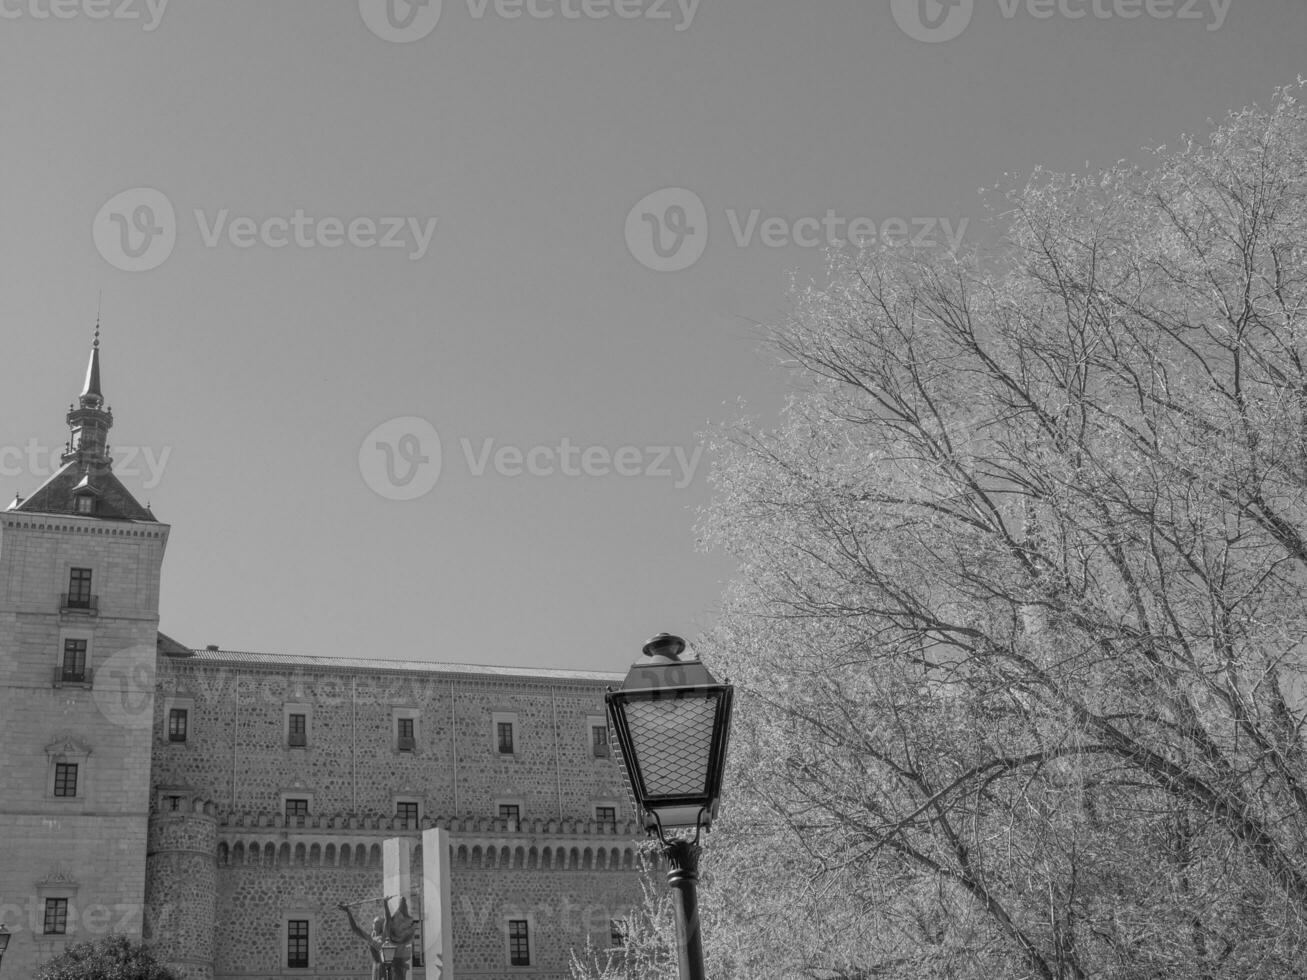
(63, 319), (112, 467)
(80, 319), (102, 406)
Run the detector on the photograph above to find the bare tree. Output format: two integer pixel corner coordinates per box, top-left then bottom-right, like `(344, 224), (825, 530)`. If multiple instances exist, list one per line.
(585, 86), (1307, 980)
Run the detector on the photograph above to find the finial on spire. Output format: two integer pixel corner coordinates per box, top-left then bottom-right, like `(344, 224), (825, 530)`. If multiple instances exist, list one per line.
(81, 323), (103, 403)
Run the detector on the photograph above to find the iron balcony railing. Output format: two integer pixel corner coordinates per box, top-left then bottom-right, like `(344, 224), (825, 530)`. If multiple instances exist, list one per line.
(53, 666), (94, 687)
(60, 593), (99, 615)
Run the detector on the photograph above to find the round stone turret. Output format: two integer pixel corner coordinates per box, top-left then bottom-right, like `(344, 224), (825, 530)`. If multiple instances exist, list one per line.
(145, 797), (217, 980)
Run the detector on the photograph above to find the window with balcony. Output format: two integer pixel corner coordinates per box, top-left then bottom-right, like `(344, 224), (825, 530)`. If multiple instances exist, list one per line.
(63, 567), (96, 612)
(498, 803), (520, 826)
(397, 800), (420, 828)
(596, 805), (617, 825)
(61, 639), (88, 683)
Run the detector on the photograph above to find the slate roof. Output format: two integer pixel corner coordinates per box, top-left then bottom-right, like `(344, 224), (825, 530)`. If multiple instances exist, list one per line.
(174, 645), (625, 683)
(157, 631), (194, 657)
(10, 460), (157, 522)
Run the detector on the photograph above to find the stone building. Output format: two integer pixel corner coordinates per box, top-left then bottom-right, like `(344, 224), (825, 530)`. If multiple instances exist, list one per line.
(0, 334), (643, 979)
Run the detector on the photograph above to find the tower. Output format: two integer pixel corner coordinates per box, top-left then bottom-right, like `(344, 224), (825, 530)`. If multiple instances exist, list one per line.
(145, 797), (217, 980)
(0, 327), (170, 976)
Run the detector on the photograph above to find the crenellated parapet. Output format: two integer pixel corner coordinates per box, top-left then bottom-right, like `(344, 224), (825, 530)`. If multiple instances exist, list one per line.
(214, 810), (644, 872)
(218, 809), (639, 836)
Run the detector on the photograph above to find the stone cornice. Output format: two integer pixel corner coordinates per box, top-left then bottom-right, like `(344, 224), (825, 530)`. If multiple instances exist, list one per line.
(0, 513), (168, 538)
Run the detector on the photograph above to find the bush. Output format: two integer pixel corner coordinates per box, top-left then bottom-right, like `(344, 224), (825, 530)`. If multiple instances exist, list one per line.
(34, 935), (181, 980)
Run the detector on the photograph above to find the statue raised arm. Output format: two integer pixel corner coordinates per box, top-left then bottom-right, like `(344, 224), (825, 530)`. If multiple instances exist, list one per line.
(337, 903), (385, 980)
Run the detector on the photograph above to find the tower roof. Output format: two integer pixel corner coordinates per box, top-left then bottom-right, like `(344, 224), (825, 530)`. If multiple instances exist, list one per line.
(10, 463), (157, 521)
(7, 323), (158, 522)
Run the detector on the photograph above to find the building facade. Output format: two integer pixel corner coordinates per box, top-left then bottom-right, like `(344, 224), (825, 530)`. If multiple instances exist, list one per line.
(0, 335), (642, 979)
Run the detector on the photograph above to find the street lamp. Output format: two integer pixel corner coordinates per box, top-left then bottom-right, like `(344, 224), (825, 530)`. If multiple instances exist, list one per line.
(379, 939), (398, 979)
(606, 633), (734, 980)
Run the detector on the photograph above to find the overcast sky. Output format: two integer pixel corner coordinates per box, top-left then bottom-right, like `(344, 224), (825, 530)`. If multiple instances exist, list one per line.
(1, 0), (1303, 672)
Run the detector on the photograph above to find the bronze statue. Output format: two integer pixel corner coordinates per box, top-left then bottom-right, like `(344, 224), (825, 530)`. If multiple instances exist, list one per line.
(339, 896), (417, 980)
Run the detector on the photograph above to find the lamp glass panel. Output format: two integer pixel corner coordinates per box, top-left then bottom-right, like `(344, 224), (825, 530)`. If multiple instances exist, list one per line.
(624, 693), (719, 799)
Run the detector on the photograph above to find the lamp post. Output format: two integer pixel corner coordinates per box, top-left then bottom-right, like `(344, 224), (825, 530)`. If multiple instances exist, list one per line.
(605, 633), (734, 980)
(0, 922), (10, 974)
(379, 939), (398, 979)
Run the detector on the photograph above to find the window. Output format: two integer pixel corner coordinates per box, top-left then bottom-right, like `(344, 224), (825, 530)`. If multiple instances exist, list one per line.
(286, 798), (309, 824)
(508, 919), (530, 966)
(46, 737), (90, 799)
(62, 639), (88, 682)
(398, 716), (415, 751)
(491, 711), (519, 755)
(498, 803), (520, 825)
(596, 805), (617, 825)
(168, 708), (188, 742)
(75, 495), (94, 514)
(397, 801), (420, 828)
(288, 712), (307, 747)
(54, 763), (78, 797)
(67, 568), (92, 607)
(167, 794), (183, 812)
(591, 723), (609, 757)
(287, 919), (309, 968)
(610, 919), (626, 948)
(43, 898), (68, 935)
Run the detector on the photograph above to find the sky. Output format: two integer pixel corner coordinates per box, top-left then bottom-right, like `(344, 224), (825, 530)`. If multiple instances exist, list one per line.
(1, 0), (1304, 673)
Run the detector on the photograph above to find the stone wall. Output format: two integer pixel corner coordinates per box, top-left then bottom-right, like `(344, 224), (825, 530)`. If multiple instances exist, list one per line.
(212, 822), (641, 979)
(150, 655), (644, 978)
(152, 658), (631, 825)
(0, 514), (167, 978)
